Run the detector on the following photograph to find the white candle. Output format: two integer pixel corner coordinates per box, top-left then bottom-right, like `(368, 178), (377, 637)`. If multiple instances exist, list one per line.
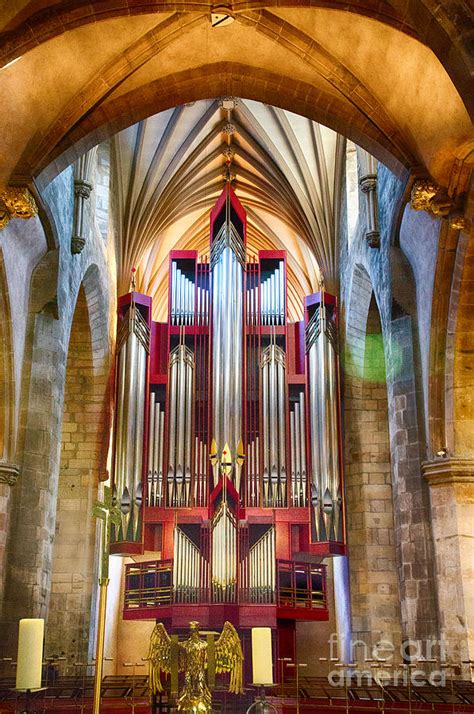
(16, 619), (44, 690)
(251, 627), (273, 685)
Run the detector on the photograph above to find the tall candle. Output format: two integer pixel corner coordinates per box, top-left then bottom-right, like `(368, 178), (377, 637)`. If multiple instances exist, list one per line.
(251, 627), (273, 685)
(16, 619), (44, 690)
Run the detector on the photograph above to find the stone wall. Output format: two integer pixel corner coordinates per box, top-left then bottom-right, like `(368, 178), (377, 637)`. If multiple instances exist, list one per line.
(47, 285), (102, 661)
(340, 159), (440, 661)
(0, 148), (116, 657)
(344, 273), (402, 661)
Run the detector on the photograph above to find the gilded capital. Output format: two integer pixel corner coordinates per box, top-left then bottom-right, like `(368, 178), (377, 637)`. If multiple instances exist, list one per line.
(0, 462), (20, 486)
(0, 186), (38, 230)
(410, 178), (457, 219)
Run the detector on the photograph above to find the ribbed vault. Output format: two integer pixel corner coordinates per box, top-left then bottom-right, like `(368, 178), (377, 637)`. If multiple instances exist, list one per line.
(111, 98), (344, 319)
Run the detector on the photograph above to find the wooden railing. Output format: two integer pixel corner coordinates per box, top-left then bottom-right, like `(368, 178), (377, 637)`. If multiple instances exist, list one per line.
(123, 559), (327, 612)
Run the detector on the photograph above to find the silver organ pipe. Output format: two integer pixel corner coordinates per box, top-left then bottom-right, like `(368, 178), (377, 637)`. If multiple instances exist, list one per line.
(279, 264), (285, 325)
(171, 261), (177, 324)
(249, 527), (275, 603)
(171, 263), (196, 326)
(259, 261), (284, 326)
(167, 344), (194, 506)
(211, 229), (243, 468)
(307, 299), (340, 541)
(212, 503), (237, 602)
(289, 391), (307, 507)
(172, 527), (201, 603)
(114, 302), (149, 542)
(261, 344), (286, 507)
(146, 394), (166, 507)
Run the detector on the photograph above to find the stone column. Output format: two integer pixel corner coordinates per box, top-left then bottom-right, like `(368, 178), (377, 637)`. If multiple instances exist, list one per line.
(359, 173), (380, 248)
(71, 147), (97, 255)
(0, 463), (19, 596)
(422, 458), (474, 676)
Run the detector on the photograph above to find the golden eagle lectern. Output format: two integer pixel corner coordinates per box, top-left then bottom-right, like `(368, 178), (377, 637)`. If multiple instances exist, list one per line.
(148, 620), (244, 713)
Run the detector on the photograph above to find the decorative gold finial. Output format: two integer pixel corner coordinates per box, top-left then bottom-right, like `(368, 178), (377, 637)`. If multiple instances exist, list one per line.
(0, 187), (38, 230)
(129, 267), (137, 292)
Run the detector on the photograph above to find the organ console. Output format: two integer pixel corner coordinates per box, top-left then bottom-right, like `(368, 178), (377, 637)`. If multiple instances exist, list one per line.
(112, 184), (345, 672)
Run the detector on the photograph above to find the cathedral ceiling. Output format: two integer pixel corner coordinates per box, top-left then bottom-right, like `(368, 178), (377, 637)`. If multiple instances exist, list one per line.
(113, 99), (343, 320)
(0, 2), (472, 196)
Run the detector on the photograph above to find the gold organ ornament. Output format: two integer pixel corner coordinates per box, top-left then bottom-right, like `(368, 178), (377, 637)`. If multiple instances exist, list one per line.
(148, 620), (243, 713)
(0, 186), (38, 229)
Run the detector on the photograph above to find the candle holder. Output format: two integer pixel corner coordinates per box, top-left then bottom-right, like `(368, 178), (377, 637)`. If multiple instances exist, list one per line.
(15, 686), (47, 714)
(246, 684), (278, 713)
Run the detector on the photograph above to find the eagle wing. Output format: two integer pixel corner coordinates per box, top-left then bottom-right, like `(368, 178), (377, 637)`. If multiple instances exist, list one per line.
(215, 621), (244, 694)
(148, 622), (172, 694)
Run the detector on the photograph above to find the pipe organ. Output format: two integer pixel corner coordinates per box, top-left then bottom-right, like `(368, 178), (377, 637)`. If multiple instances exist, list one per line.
(116, 186), (344, 663)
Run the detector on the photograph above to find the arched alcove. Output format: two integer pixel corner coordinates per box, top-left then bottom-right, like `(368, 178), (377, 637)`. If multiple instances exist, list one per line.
(344, 265), (402, 662)
(47, 267), (112, 662)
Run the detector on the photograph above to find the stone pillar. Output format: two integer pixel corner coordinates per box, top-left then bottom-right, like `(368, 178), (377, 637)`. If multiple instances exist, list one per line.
(71, 147), (97, 255)
(0, 463), (19, 596)
(359, 173), (380, 248)
(422, 458), (474, 676)
(1, 312), (66, 655)
(387, 316), (439, 645)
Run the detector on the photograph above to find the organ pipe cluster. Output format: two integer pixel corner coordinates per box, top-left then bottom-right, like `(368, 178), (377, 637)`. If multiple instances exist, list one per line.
(167, 342), (194, 507)
(147, 394), (165, 506)
(112, 185), (344, 608)
(173, 527), (204, 603)
(170, 261), (209, 326)
(261, 343), (287, 507)
(306, 296), (342, 542)
(290, 391), (308, 508)
(247, 527), (276, 604)
(260, 262), (285, 325)
(211, 235), (244, 468)
(212, 501), (237, 603)
(113, 299), (149, 544)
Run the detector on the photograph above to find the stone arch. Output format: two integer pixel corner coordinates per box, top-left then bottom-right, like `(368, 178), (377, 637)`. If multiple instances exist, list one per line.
(0, 1), (470, 118)
(35, 62), (411, 187)
(47, 265), (112, 662)
(343, 263), (403, 660)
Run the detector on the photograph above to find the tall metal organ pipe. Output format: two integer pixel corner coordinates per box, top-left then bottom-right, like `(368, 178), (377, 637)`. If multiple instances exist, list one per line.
(211, 225), (244, 469)
(113, 301), (149, 543)
(307, 297), (341, 541)
(261, 344), (287, 507)
(167, 344), (194, 506)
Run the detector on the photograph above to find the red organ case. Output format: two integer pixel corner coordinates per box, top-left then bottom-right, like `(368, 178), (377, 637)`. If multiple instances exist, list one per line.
(111, 185), (345, 669)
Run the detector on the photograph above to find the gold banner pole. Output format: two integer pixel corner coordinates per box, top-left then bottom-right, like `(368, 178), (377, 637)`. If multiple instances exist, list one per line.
(92, 578), (108, 714)
(92, 486), (121, 714)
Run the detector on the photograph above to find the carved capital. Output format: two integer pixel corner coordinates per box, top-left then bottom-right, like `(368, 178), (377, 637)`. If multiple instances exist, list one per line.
(71, 235), (86, 255)
(359, 174), (377, 194)
(73, 179), (93, 200)
(422, 458), (474, 486)
(365, 230), (380, 249)
(0, 186), (38, 230)
(0, 462), (20, 486)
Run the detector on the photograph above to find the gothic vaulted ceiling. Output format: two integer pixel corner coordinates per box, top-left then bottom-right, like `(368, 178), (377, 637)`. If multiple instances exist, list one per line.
(113, 99), (344, 318)
(0, 1), (472, 197)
